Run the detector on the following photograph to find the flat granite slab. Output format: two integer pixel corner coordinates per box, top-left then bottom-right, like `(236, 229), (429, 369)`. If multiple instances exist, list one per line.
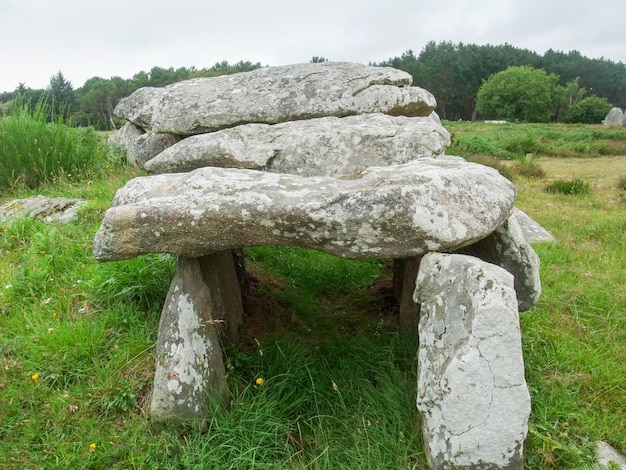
(93, 157), (516, 261)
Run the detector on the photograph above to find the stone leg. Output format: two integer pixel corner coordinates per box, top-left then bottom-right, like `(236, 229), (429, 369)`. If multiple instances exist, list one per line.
(198, 250), (244, 345)
(150, 256), (230, 421)
(414, 252), (530, 470)
(392, 256), (422, 335)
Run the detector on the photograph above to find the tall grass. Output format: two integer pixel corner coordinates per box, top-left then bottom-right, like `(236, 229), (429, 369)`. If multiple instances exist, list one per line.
(0, 103), (105, 191)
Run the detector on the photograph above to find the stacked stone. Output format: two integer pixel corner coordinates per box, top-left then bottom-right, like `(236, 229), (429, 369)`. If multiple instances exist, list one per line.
(100, 62), (541, 469)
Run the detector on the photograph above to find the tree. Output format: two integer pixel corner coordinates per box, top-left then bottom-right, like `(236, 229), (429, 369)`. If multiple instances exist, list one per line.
(47, 71), (75, 117)
(310, 56), (328, 63)
(476, 66), (565, 122)
(74, 76), (128, 129)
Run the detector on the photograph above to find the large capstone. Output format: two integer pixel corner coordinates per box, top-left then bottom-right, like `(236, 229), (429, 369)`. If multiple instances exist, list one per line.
(414, 252), (531, 469)
(143, 113), (450, 176)
(92, 157), (516, 261)
(113, 62), (437, 135)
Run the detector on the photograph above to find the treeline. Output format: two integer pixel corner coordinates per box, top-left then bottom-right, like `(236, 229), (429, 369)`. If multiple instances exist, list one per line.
(1, 42), (625, 128)
(0, 61), (262, 130)
(378, 41), (626, 121)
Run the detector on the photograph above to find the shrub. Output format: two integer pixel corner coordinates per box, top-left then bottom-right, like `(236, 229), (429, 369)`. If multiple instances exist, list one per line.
(0, 102), (104, 191)
(503, 133), (541, 156)
(513, 159), (546, 179)
(562, 96), (613, 124)
(544, 178), (590, 195)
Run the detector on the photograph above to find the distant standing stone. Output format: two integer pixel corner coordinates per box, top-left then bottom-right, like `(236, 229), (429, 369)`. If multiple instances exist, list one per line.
(603, 107), (625, 126)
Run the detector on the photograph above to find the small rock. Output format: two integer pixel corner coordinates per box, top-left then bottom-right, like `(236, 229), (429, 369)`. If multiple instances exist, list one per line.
(0, 195), (87, 224)
(597, 441), (626, 469)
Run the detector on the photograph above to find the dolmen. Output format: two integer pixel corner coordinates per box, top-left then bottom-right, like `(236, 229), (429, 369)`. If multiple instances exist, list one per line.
(97, 62), (541, 469)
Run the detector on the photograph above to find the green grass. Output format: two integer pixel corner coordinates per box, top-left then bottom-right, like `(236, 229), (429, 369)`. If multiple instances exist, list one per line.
(0, 121), (625, 468)
(446, 121), (626, 160)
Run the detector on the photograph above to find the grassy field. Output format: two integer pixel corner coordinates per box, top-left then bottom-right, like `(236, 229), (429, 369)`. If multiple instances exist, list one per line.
(0, 121), (625, 468)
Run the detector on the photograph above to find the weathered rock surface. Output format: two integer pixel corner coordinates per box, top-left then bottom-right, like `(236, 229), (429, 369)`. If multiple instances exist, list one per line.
(92, 158), (516, 261)
(512, 207), (556, 243)
(144, 113), (450, 176)
(456, 214), (542, 311)
(596, 441), (626, 469)
(151, 255), (229, 421)
(0, 195), (87, 224)
(603, 107), (625, 126)
(414, 252), (531, 470)
(108, 122), (181, 166)
(114, 62), (437, 135)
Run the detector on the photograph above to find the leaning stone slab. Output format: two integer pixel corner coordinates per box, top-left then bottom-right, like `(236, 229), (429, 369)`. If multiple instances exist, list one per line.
(414, 252), (531, 470)
(114, 62), (437, 135)
(512, 207), (555, 243)
(0, 195), (87, 224)
(92, 158), (516, 261)
(456, 214), (541, 311)
(108, 122), (181, 167)
(151, 256), (229, 421)
(144, 113), (450, 176)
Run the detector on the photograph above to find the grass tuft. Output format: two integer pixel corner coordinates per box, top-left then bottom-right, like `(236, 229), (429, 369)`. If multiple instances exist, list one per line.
(0, 102), (109, 192)
(544, 178), (590, 195)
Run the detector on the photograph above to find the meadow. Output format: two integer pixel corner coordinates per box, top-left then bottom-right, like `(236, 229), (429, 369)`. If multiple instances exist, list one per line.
(0, 116), (625, 469)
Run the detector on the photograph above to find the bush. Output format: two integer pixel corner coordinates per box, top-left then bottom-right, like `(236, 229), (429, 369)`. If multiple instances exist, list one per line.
(544, 178), (590, 195)
(513, 159), (546, 179)
(0, 102), (104, 191)
(562, 96), (613, 124)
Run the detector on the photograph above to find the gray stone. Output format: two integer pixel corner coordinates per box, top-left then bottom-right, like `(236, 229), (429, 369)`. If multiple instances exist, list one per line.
(456, 215), (541, 311)
(0, 195), (87, 224)
(596, 441), (626, 469)
(114, 62), (437, 135)
(512, 207), (555, 243)
(414, 252), (530, 469)
(197, 250), (244, 345)
(92, 158), (516, 262)
(151, 255), (229, 421)
(108, 122), (181, 167)
(393, 256), (422, 335)
(144, 113), (450, 176)
(603, 107), (625, 126)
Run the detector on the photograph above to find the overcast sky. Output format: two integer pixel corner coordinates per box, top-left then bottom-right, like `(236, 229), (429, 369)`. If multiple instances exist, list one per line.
(2, 0), (625, 92)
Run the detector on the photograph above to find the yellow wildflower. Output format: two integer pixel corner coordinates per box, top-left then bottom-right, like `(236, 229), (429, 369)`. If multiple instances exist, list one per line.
(255, 377), (264, 386)
(89, 443), (96, 453)
(31, 373), (39, 381)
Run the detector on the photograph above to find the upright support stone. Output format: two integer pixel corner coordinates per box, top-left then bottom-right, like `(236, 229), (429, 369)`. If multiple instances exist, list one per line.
(393, 256), (422, 335)
(150, 256), (229, 421)
(414, 253), (531, 469)
(198, 250), (245, 344)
